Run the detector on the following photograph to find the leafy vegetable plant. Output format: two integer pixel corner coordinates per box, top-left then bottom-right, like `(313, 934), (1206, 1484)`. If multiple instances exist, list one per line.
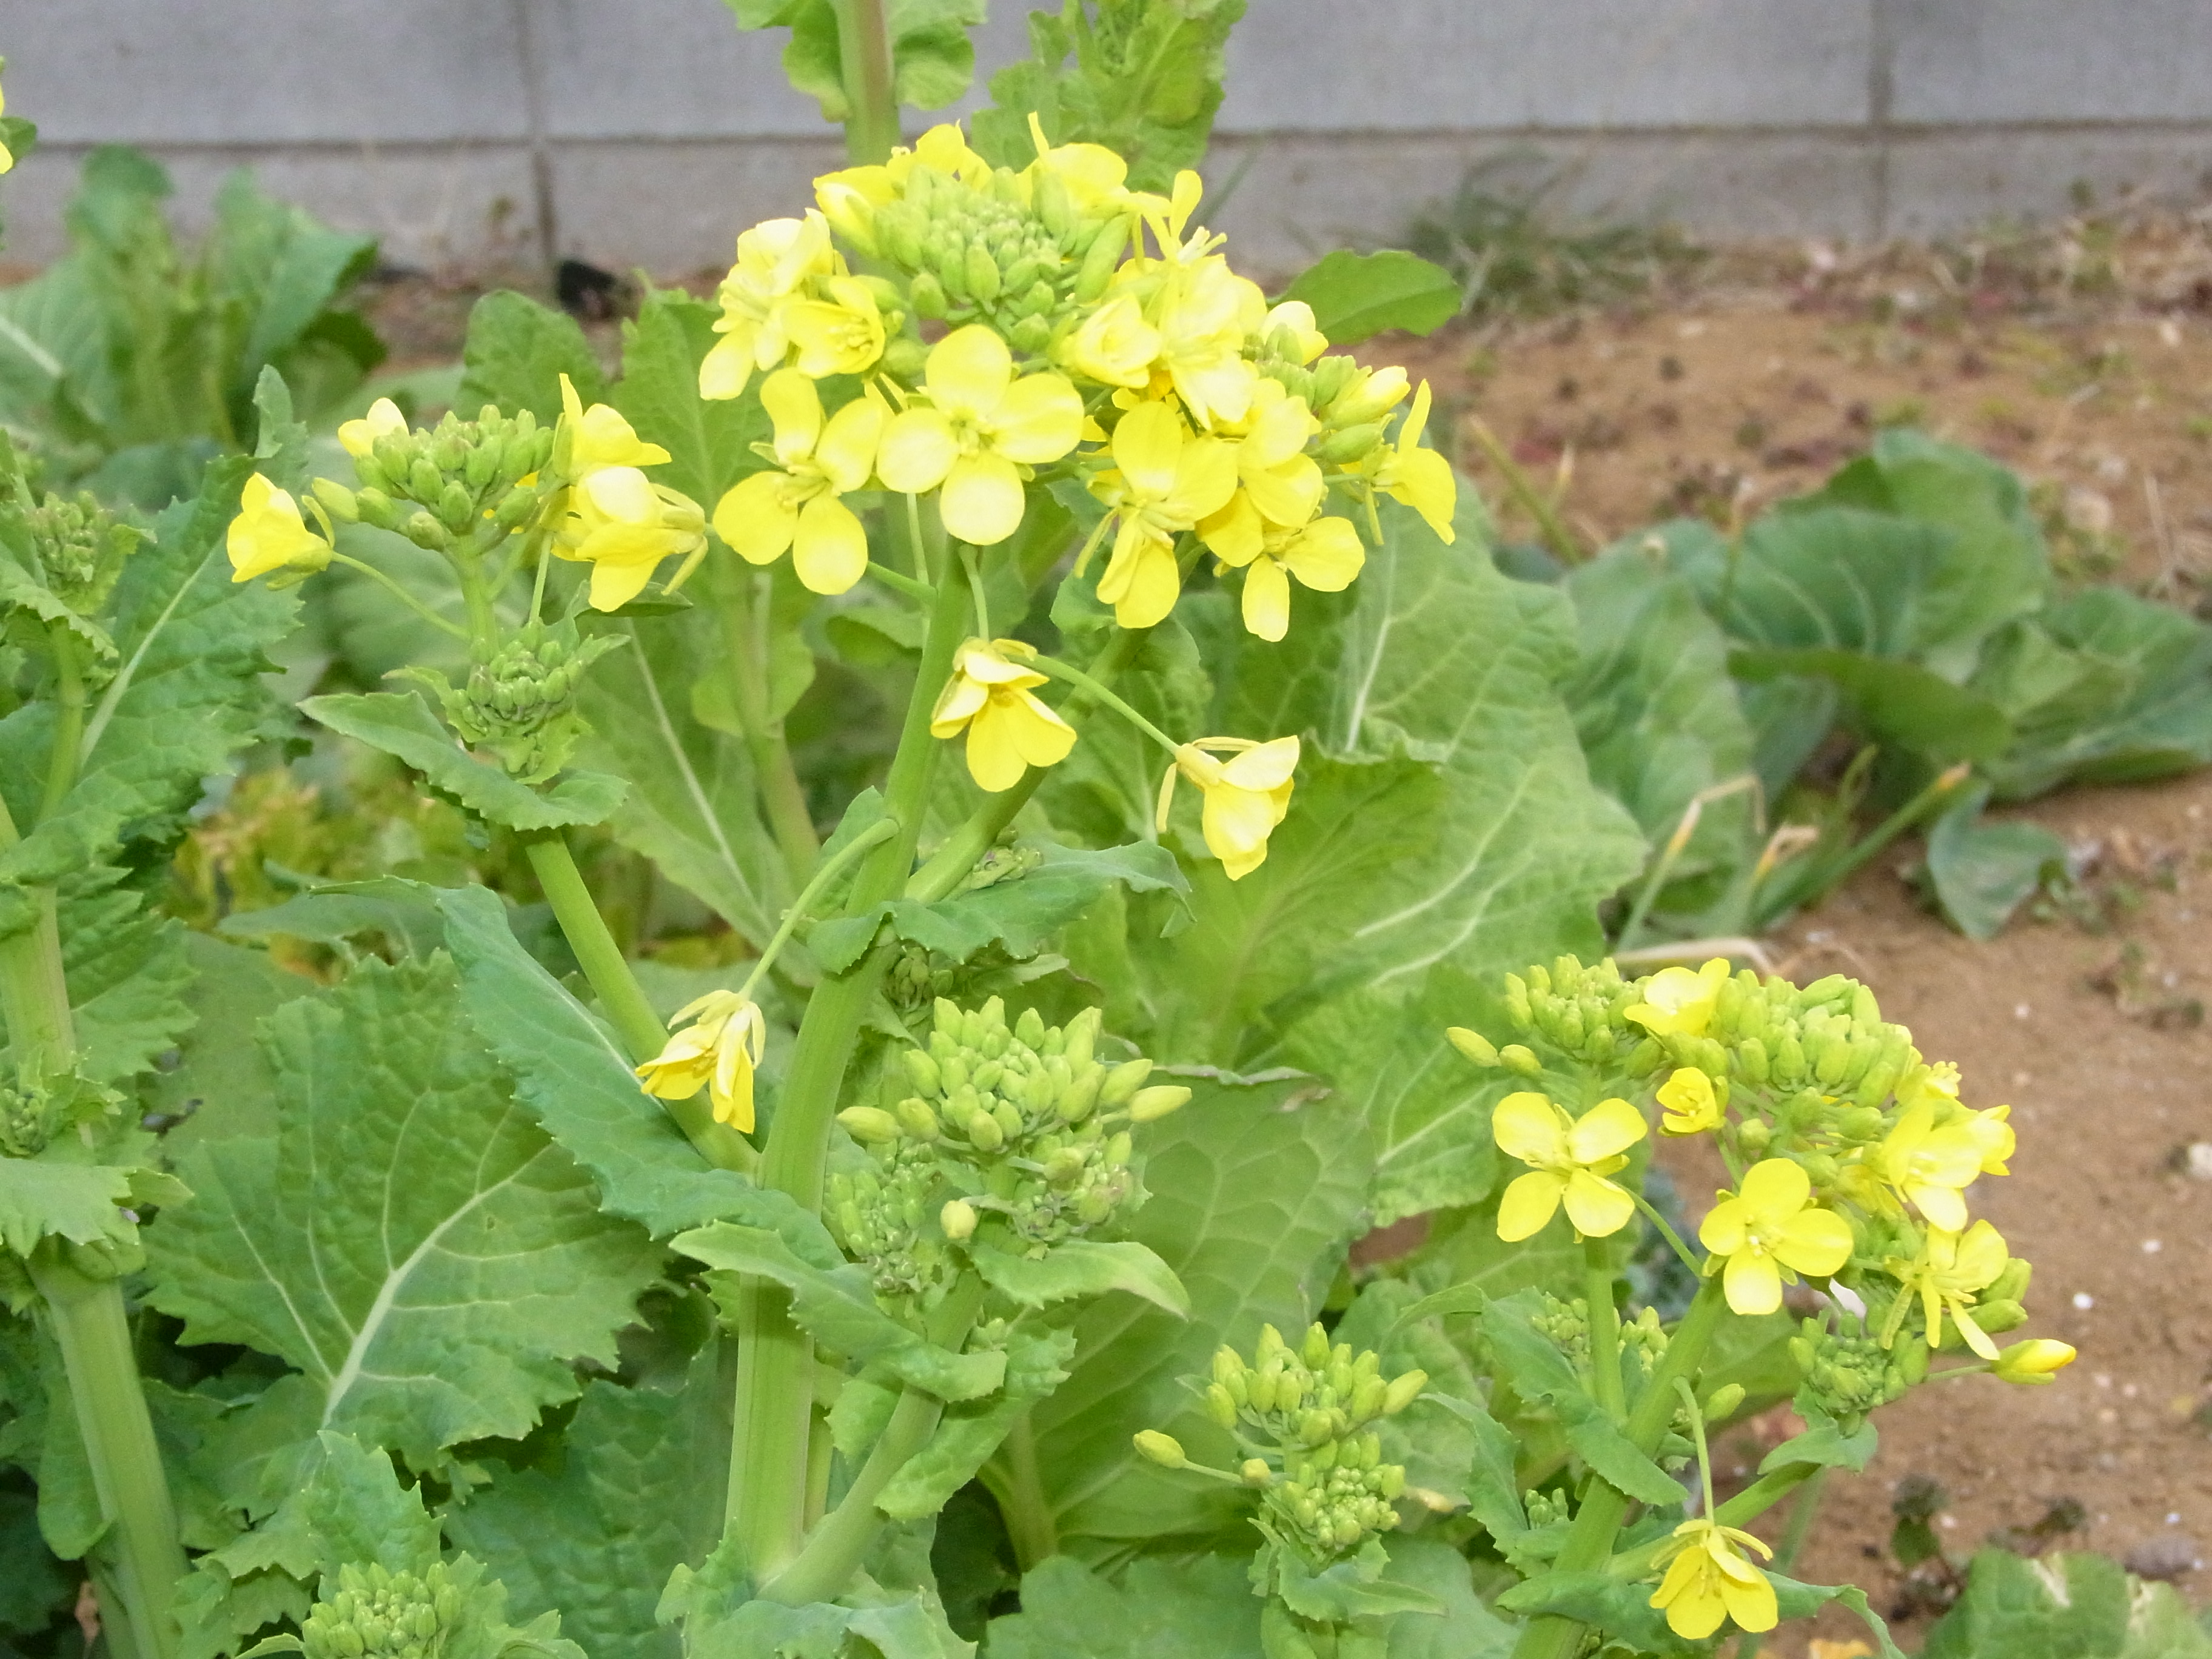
(0, 15), (2088, 1659)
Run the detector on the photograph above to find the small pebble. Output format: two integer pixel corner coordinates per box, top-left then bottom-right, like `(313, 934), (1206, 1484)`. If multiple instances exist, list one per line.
(2125, 1534), (2201, 1581)
(2169, 1512), (2184, 1525)
(2075, 1292), (2097, 1310)
(2145, 1239), (2164, 1253)
(2187, 1142), (2212, 1181)
(2014, 1002), (2032, 1019)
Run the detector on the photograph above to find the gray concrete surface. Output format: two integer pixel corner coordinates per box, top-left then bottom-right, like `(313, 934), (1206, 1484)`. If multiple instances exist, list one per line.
(2, 0), (2208, 276)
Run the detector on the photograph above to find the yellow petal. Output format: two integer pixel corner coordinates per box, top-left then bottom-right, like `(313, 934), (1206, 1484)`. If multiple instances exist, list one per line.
(337, 397), (406, 458)
(1243, 454), (1325, 527)
(1098, 528), (1182, 628)
(586, 552), (662, 612)
(1718, 1564), (1778, 1635)
(1218, 735), (1300, 792)
(1241, 555), (1291, 642)
(1562, 1170), (1635, 1238)
(991, 372), (1085, 464)
(760, 368), (826, 464)
(1388, 447), (1459, 542)
(964, 704), (1033, 793)
(1952, 1219), (2009, 1287)
(1907, 1180), (1970, 1233)
(1723, 1250), (1785, 1316)
(1110, 401), (1188, 500)
(1165, 437), (1241, 524)
(1698, 1194), (1752, 1258)
(1566, 1096), (1649, 1164)
(1005, 689), (1077, 766)
(942, 452), (1028, 546)
(1775, 1207), (1855, 1278)
(877, 409), (959, 494)
(1201, 491), (1265, 568)
(1496, 1171), (1565, 1242)
(1738, 1157), (1812, 1227)
(1278, 515), (1366, 592)
(1492, 1091), (1568, 1165)
(925, 324), (1015, 418)
(791, 494), (870, 594)
(930, 672), (990, 738)
(712, 472), (799, 565)
(816, 396), (888, 494)
(699, 332), (757, 400)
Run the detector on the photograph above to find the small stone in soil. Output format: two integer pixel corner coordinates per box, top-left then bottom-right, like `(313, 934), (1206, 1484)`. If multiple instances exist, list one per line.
(2123, 1533), (2202, 1581)
(2076, 1292), (2097, 1309)
(2185, 1142), (2212, 1181)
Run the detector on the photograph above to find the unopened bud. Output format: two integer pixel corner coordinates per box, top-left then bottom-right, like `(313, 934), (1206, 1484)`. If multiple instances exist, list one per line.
(401, 511), (449, 551)
(1100, 1058), (1153, 1107)
(894, 1097), (940, 1139)
(1133, 1430), (1187, 1469)
(902, 1048), (942, 1096)
(1128, 1084), (1189, 1122)
(1992, 1338), (2076, 1385)
(1446, 1027), (1500, 1067)
(1701, 1382), (1745, 1420)
(1499, 1044), (1542, 1077)
(1204, 1382), (1238, 1428)
(966, 1108), (1005, 1151)
(940, 1198), (978, 1241)
(837, 1107), (902, 1144)
(1241, 1458), (1273, 1486)
(311, 477), (361, 522)
(1381, 1370), (1427, 1415)
(1736, 1119), (1771, 1156)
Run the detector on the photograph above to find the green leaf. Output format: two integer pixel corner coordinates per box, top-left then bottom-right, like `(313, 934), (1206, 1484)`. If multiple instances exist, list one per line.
(1760, 1403), (1879, 1475)
(971, 0), (1248, 193)
(0, 1158), (139, 1257)
(1729, 644), (2011, 763)
(435, 883), (800, 1237)
(301, 691), (626, 831)
(1923, 787), (2066, 941)
(609, 291), (771, 509)
(1977, 588), (2212, 800)
(1479, 1293), (1681, 1507)
(984, 1554), (1264, 1659)
(814, 840), (1187, 975)
(725, 0), (987, 121)
(0, 1488), (72, 1634)
(146, 957), (661, 1467)
(456, 290), (605, 423)
(41, 866), (194, 1085)
(1921, 1549), (2212, 1659)
(443, 1366), (728, 1659)
(219, 876), (453, 959)
(674, 1221), (1005, 1401)
(1025, 1072), (1372, 1549)
(1493, 1571), (1695, 1656)
(879, 1327), (1076, 1521)
(1374, 1535), (1519, 1658)
(968, 1239), (1187, 1316)
(0, 457), (297, 925)
(1276, 250), (1461, 346)
(575, 613), (787, 942)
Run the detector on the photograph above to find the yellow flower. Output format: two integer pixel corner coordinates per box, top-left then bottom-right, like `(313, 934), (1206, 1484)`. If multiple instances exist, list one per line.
(227, 474), (332, 583)
(554, 466), (708, 611)
(1624, 957), (1731, 1037)
(0, 66), (12, 175)
(1648, 1518), (1778, 1640)
(1198, 379), (1326, 565)
(560, 374), (672, 477)
(815, 123), (990, 246)
(1874, 1100), (1989, 1232)
(637, 990), (766, 1133)
(1021, 111), (1130, 213)
(928, 638), (1077, 793)
(1088, 400), (1238, 628)
(1225, 514), (1364, 643)
(1146, 256), (1265, 428)
(1655, 1067), (1724, 1136)
(1991, 1337), (2077, 1385)
(1061, 295), (1162, 389)
(782, 274), (886, 380)
(1364, 380), (1458, 541)
(1262, 300), (1328, 364)
(1885, 1219), (2009, 1359)
(337, 397), (407, 460)
(711, 370), (884, 596)
(1156, 735), (1299, 880)
(876, 326), (1084, 546)
(1899, 1062), (2014, 1177)
(699, 212), (839, 400)
(1491, 1093), (1647, 1241)
(1698, 1159), (1855, 1316)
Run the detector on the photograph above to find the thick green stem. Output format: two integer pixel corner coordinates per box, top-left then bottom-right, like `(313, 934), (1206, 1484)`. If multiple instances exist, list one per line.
(831, 0), (900, 164)
(717, 564), (820, 886)
(0, 800), (183, 1659)
(521, 833), (753, 1173)
(1509, 1278), (1732, 1659)
(985, 1415), (1060, 1569)
(726, 563), (971, 1578)
(1583, 1244), (1626, 1421)
(28, 1254), (187, 1659)
(40, 625), (87, 824)
(760, 1278), (983, 1606)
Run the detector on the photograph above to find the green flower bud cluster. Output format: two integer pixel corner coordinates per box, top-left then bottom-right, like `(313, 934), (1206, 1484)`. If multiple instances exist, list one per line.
(300, 1562), (462, 1659)
(1527, 1294), (1590, 1369)
(0, 1066), (122, 1159)
(1190, 1323), (1425, 1566)
(333, 406), (556, 554)
(23, 489), (141, 612)
(828, 997), (1185, 1299)
(874, 166), (1128, 358)
(1523, 1487), (1571, 1529)
(402, 627), (623, 785)
(1495, 956), (1646, 1073)
(1787, 1322), (1917, 1428)
(1664, 970), (1917, 1113)
(1265, 356), (1402, 472)
(885, 942), (962, 1010)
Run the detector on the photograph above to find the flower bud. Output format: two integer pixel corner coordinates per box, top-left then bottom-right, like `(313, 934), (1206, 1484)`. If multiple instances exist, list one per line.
(1992, 1338), (2076, 1385)
(437, 479), (475, 532)
(1736, 1036), (1771, 1086)
(1128, 1084), (1190, 1122)
(991, 1098), (1024, 1141)
(1499, 1044), (1542, 1077)
(1241, 1457), (1273, 1486)
(401, 511), (449, 551)
(1974, 1299), (2028, 1335)
(1381, 1369), (1427, 1415)
(1099, 1057), (1153, 1107)
(1986, 1258), (2031, 1303)
(837, 1106), (903, 1144)
(908, 270), (949, 319)
(1009, 312), (1056, 356)
(1736, 1119), (1771, 1155)
(902, 1047), (942, 1096)
(1073, 218), (1130, 303)
(894, 1096), (941, 1139)
(940, 1198), (978, 1241)
(311, 477), (361, 522)
(1298, 1409), (1336, 1446)
(1350, 1376), (1387, 1421)
(1446, 1026), (1499, 1067)
(1212, 1345), (1246, 1386)
(1204, 1382), (1239, 1428)
(1133, 1430), (1187, 1469)
(1701, 1382), (1745, 1420)
(966, 1108), (1005, 1151)
(1301, 1322), (1332, 1369)
(1042, 1146), (1087, 1185)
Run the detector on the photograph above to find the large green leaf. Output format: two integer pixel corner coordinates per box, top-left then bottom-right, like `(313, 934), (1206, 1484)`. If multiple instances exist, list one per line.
(0, 456), (297, 930)
(971, 0), (1247, 192)
(575, 611), (787, 942)
(881, 1327), (1076, 1521)
(455, 290), (605, 423)
(435, 883), (792, 1237)
(300, 691), (626, 832)
(146, 957), (661, 1467)
(1025, 1072), (1372, 1549)
(984, 1554), (1262, 1659)
(443, 1366), (729, 1659)
(1276, 250), (1461, 346)
(0, 866), (194, 1087)
(148, 934), (312, 1153)
(1922, 787), (2066, 941)
(1920, 1549), (2212, 1659)
(0, 1158), (140, 1258)
(729, 0), (988, 122)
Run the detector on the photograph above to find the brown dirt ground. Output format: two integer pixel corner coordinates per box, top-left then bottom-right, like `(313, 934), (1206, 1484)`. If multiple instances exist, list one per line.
(386, 218), (2212, 1651)
(1371, 220), (2212, 1652)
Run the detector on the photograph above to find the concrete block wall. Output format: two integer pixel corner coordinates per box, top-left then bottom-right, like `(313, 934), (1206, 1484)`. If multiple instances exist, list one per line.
(4, 0), (2210, 278)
